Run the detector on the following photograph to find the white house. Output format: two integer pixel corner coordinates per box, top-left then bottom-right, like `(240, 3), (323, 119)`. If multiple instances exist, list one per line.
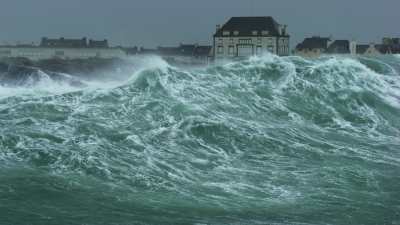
(213, 17), (290, 59)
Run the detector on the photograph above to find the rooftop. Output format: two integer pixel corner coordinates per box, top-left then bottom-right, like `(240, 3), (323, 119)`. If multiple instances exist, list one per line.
(296, 36), (331, 50)
(356, 44), (370, 54)
(41, 37), (87, 48)
(327, 40), (350, 54)
(214, 17), (288, 37)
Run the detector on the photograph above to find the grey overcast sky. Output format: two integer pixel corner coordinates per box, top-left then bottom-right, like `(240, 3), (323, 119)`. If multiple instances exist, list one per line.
(0, 0), (399, 48)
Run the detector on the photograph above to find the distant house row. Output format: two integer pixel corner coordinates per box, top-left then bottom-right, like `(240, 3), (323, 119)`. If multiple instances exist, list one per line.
(157, 44), (212, 64)
(295, 36), (400, 57)
(119, 44), (212, 65)
(0, 16), (292, 62)
(1, 16), (399, 62)
(0, 37), (124, 60)
(0, 39), (212, 63)
(123, 16), (291, 62)
(41, 37), (109, 48)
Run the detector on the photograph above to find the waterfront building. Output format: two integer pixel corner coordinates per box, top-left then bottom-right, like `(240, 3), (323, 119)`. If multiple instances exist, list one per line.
(356, 44), (381, 55)
(193, 45), (212, 62)
(41, 37), (88, 48)
(353, 38), (399, 55)
(326, 40), (357, 55)
(295, 36), (332, 57)
(157, 44), (212, 64)
(295, 37), (359, 56)
(158, 44), (196, 57)
(88, 39), (109, 48)
(382, 37), (400, 46)
(380, 37), (400, 54)
(122, 46), (139, 55)
(213, 17), (290, 59)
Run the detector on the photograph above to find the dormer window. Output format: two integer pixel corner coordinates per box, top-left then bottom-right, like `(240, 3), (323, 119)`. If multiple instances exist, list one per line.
(233, 31), (239, 36)
(252, 31), (258, 36)
(223, 31), (230, 36)
(262, 30), (269, 35)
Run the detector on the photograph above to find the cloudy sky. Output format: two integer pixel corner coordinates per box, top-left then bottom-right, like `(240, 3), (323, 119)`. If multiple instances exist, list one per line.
(0, 0), (399, 48)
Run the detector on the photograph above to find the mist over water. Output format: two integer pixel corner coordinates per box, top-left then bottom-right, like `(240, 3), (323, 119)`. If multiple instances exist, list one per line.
(0, 54), (400, 225)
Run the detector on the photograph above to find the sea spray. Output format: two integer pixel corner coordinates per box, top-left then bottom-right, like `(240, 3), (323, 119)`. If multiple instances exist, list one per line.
(0, 54), (399, 225)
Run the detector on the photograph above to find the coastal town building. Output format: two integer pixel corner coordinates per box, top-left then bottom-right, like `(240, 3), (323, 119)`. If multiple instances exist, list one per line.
(295, 36), (332, 57)
(193, 45), (213, 62)
(157, 44), (212, 64)
(380, 37), (400, 54)
(326, 40), (357, 55)
(120, 44), (212, 65)
(295, 38), (357, 56)
(0, 37), (126, 60)
(41, 37), (109, 48)
(213, 17), (290, 59)
(40, 37), (87, 48)
(356, 44), (381, 55)
(88, 39), (109, 48)
(382, 37), (400, 46)
(122, 46), (139, 55)
(296, 36), (400, 57)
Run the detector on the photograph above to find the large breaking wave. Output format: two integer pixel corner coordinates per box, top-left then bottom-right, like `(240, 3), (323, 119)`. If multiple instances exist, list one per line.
(0, 54), (399, 225)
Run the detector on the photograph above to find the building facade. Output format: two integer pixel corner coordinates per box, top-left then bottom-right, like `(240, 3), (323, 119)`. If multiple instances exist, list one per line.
(356, 44), (381, 55)
(382, 37), (400, 46)
(296, 36), (400, 57)
(41, 37), (109, 48)
(88, 39), (109, 48)
(380, 37), (400, 54)
(41, 37), (88, 48)
(157, 44), (212, 64)
(295, 37), (359, 57)
(326, 40), (357, 55)
(213, 17), (290, 59)
(295, 36), (332, 57)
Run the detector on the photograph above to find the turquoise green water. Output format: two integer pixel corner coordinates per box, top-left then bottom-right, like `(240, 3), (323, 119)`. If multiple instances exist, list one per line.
(0, 55), (400, 225)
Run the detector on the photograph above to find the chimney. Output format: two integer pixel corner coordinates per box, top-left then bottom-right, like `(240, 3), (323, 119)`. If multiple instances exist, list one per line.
(282, 25), (288, 36)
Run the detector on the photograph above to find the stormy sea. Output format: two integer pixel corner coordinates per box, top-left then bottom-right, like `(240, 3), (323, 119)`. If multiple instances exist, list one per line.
(0, 54), (399, 225)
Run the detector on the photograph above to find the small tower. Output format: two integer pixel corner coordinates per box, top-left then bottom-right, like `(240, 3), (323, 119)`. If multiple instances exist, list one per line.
(216, 24), (221, 33)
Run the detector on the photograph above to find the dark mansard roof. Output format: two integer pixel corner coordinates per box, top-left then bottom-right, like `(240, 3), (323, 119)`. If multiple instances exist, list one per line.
(214, 17), (288, 37)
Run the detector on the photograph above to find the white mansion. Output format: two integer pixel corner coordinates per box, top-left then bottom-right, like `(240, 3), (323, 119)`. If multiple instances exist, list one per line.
(213, 17), (290, 59)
